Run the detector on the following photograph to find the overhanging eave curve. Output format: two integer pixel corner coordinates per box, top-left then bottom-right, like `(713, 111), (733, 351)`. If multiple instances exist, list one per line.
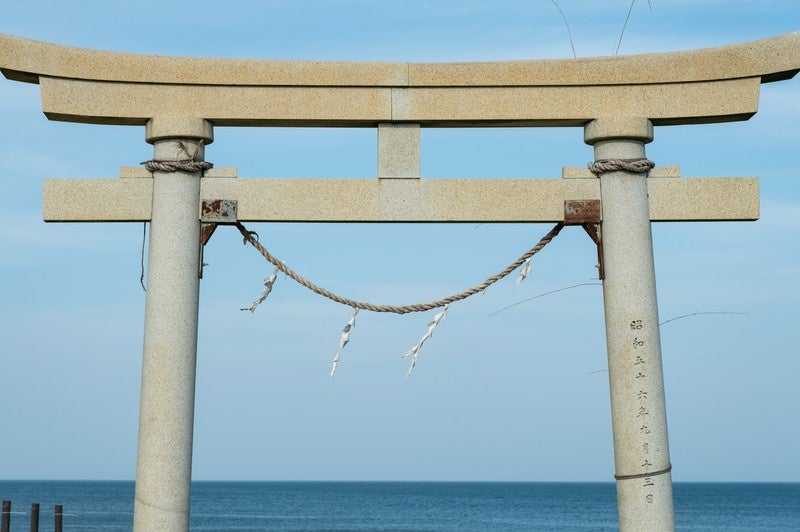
(1, 32), (799, 88)
(0, 32), (797, 127)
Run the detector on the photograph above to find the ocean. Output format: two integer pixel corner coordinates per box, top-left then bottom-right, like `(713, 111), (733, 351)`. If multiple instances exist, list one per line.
(0, 481), (798, 531)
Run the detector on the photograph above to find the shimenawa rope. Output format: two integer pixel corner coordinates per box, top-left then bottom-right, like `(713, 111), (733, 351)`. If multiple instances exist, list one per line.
(140, 140), (213, 174)
(141, 159), (213, 173)
(588, 157), (655, 175)
(236, 222), (564, 314)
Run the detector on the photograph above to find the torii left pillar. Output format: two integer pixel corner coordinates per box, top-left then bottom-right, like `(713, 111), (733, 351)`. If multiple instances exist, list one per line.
(133, 117), (213, 532)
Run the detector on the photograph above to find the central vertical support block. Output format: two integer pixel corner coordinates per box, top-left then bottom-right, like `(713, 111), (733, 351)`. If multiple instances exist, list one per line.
(378, 123), (420, 178)
(134, 117), (213, 532)
(585, 117), (675, 531)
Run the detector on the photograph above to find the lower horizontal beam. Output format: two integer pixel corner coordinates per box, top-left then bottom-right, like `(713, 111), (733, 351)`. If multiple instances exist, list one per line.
(647, 176), (758, 221)
(43, 178), (153, 222)
(43, 176), (758, 223)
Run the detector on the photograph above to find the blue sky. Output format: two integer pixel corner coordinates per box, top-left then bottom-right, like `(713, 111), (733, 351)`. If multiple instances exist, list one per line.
(1, 1), (798, 482)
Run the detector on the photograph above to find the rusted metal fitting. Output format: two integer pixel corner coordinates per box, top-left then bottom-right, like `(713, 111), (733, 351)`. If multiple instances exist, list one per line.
(564, 199), (605, 280)
(564, 199), (601, 225)
(201, 199), (237, 223)
(199, 199), (238, 278)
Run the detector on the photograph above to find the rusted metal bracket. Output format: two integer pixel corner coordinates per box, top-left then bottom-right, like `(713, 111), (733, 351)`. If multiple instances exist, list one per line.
(199, 199), (238, 278)
(564, 199), (604, 280)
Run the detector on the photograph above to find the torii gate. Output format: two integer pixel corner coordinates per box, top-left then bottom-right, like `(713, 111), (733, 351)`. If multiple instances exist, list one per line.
(1, 31), (797, 531)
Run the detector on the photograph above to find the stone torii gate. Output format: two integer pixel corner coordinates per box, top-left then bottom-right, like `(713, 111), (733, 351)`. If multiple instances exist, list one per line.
(2, 31), (798, 531)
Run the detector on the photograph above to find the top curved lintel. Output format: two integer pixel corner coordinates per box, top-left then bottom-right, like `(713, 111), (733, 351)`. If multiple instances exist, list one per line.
(1, 32), (799, 87)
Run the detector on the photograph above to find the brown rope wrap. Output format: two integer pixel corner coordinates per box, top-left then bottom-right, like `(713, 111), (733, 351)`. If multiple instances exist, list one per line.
(236, 222), (564, 314)
(141, 159), (214, 173)
(588, 158), (655, 175)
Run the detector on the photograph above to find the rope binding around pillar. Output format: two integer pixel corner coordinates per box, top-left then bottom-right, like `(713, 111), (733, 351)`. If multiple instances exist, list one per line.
(588, 157), (655, 176)
(141, 159), (213, 173)
(140, 140), (214, 174)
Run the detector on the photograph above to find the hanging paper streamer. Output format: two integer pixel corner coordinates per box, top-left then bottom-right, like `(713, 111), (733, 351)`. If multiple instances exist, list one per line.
(516, 258), (531, 285)
(235, 222), (565, 375)
(241, 265), (280, 312)
(402, 305), (448, 377)
(330, 309), (359, 377)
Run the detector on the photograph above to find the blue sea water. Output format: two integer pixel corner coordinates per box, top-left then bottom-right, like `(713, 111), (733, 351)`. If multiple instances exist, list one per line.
(0, 481), (798, 531)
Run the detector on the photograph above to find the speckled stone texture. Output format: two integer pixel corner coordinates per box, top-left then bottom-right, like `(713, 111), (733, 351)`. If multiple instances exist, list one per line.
(5, 29), (795, 532)
(378, 123), (420, 178)
(133, 119), (213, 532)
(3, 32), (798, 126)
(587, 118), (674, 531)
(43, 174), (757, 223)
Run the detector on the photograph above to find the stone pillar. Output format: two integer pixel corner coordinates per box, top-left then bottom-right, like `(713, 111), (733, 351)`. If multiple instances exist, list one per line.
(585, 117), (675, 531)
(133, 117), (213, 532)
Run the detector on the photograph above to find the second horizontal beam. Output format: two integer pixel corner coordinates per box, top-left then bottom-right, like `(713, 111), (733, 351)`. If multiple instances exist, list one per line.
(43, 176), (758, 223)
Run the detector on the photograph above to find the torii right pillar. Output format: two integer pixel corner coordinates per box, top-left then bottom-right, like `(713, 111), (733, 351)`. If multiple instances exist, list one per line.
(586, 117), (674, 531)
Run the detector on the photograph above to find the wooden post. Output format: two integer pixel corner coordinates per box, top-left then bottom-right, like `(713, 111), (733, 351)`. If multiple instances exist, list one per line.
(54, 505), (62, 532)
(1, 501), (10, 532)
(30, 503), (39, 532)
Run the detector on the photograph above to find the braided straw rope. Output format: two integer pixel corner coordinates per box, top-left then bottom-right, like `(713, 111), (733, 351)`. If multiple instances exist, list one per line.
(141, 159), (214, 173)
(141, 139), (214, 173)
(236, 222), (564, 314)
(588, 158), (655, 175)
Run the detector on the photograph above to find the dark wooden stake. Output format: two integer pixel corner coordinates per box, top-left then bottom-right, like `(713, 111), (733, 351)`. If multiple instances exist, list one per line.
(1, 500), (10, 532)
(54, 505), (62, 532)
(30, 502), (39, 532)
